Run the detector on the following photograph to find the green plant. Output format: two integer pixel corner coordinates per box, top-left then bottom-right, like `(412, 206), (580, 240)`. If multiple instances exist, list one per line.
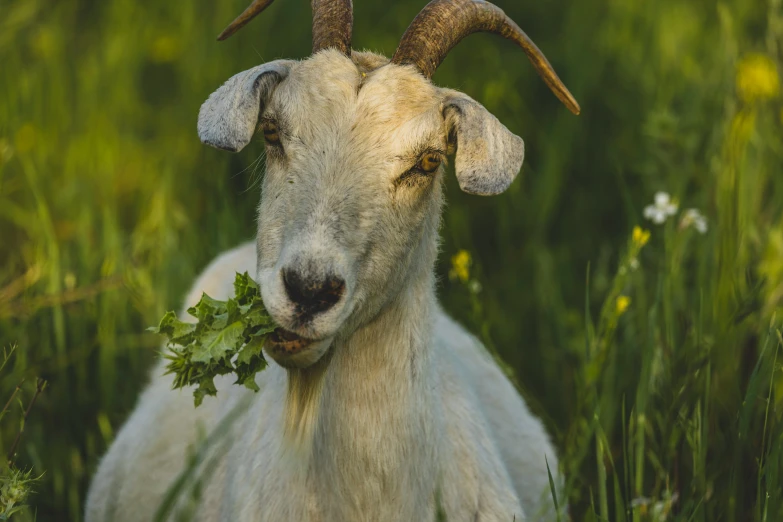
(3, 0), (783, 519)
(151, 273), (276, 406)
(0, 346), (45, 521)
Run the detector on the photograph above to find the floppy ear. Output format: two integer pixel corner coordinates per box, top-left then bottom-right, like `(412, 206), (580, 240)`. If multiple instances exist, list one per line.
(197, 60), (293, 153)
(442, 94), (525, 196)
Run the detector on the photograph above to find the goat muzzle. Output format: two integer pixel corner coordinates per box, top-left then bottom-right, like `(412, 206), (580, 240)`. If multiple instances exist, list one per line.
(264, 328), (333, 369)
(266, 328), (314, 356)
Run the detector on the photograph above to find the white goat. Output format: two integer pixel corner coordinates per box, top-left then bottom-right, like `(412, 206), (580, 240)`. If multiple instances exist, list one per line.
(85, 0), (580, 520)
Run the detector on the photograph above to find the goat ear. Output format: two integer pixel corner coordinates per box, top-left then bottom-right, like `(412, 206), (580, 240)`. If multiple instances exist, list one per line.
(197, 60), (293, 153)
(442, 94), (525, 196)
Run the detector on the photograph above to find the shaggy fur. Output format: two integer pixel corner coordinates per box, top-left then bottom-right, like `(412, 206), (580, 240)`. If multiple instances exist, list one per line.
(85, 50), (562, 521)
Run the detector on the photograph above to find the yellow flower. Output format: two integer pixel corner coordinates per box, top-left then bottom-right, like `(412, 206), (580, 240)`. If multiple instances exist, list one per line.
(736, 53), (780, 103)
(632, 226), (650, 247)
(450, 250), (471, 283)
(616, 295), (631, 315)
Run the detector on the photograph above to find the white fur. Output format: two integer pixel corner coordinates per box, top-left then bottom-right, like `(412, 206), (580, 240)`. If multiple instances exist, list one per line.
(86, 50), (561, 521)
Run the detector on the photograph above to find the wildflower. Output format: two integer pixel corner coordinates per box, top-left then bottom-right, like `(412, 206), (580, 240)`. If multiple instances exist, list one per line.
(0, 467), (41, 518)
(630, 258), (640, 271)
(631, 497), (651, 516)
(449, 250), (471, 283)
(616, 295), (631, 315)
(679, 208), (708, 234)
(736, 53), (779, 103)
(643, 192), (678, 225)
(468, 280), (482, 294)
(632, 226), (651, 247)
(651, 492), (679, 520)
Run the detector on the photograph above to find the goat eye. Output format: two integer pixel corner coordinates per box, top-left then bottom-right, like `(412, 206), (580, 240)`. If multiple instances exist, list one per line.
(262, 122), (281, 145)
(418, 153), (442, 173)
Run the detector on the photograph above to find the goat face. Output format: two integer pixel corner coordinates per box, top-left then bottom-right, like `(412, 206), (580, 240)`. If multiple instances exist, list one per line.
(198, 49), (528, 367)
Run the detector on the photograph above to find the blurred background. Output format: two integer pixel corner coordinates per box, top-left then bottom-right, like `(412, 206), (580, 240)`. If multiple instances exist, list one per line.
(2, 0), (783, 520)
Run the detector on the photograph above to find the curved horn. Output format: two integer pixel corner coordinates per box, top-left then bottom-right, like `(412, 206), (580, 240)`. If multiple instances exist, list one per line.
(217, 0), (353, 56)
(391, 0), (580, 115)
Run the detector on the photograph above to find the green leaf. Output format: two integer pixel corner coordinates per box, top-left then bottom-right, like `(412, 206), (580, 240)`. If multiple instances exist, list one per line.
(235, 337), (268, 391)
(236, 336), (265, 366)
(240, 373), (261, 392)
(193, 377), (218, 407)
(191, 321), (245, 364)
(225, 297), (241, 324)
(242, 306), (272, 328)
(187, 293), (228, 323)
(148, 311), (196, 342)
(234, 272), (260, 303)
(149, 272), (278, 407)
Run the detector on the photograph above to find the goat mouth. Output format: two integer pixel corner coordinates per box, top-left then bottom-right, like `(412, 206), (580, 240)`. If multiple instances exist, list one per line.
(265, 328), (314, 356)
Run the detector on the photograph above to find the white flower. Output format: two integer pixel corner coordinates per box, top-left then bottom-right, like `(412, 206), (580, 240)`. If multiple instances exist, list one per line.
(630, 258), (640, 271)
(631, 497), (651, 508)
(652, 492), (679, 521)
(680, 208), (708, 234)
(643, 192), (679, 224)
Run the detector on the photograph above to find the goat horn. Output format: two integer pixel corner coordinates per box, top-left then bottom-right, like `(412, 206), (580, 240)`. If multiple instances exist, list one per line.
(217, 0), (353, 57)
(391, 0), (580, 115)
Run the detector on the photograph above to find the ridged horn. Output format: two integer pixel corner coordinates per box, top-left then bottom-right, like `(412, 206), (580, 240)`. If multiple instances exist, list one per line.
(391, 0), (580, 115)
(217, 0), (353, 56)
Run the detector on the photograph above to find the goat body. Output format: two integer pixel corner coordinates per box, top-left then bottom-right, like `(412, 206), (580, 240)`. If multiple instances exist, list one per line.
(86, 240), (560, 521)
(86, 0), (579, 515)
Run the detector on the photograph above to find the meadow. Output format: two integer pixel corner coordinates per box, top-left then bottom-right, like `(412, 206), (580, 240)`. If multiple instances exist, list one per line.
(1, 0), (782, 519)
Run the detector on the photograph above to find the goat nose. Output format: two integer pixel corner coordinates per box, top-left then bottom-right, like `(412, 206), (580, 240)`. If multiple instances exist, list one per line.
(282, 268), (345, 316)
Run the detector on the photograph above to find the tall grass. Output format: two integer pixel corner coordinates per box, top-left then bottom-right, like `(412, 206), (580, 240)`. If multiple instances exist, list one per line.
(1, 0), (782, 519)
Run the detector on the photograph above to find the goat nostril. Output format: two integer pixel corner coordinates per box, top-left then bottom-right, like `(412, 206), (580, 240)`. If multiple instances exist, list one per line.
(282, 268), (345, 316)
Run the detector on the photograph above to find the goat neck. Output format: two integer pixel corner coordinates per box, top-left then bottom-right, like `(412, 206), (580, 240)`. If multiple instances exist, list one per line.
(307, 227), (441, 519)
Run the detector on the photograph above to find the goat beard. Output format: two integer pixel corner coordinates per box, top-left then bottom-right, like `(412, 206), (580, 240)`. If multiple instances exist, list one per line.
(282, 346), (333, 458)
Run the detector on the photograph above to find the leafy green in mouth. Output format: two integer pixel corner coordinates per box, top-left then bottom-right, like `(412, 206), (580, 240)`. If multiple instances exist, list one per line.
(149, 272), (277, 406)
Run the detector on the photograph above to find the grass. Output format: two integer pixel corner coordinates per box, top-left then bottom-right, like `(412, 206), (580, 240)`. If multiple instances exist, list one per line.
(2, 0), (783, 519)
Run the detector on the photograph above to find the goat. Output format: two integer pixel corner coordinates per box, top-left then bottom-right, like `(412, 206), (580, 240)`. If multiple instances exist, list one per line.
(85, 1), (580, 520)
